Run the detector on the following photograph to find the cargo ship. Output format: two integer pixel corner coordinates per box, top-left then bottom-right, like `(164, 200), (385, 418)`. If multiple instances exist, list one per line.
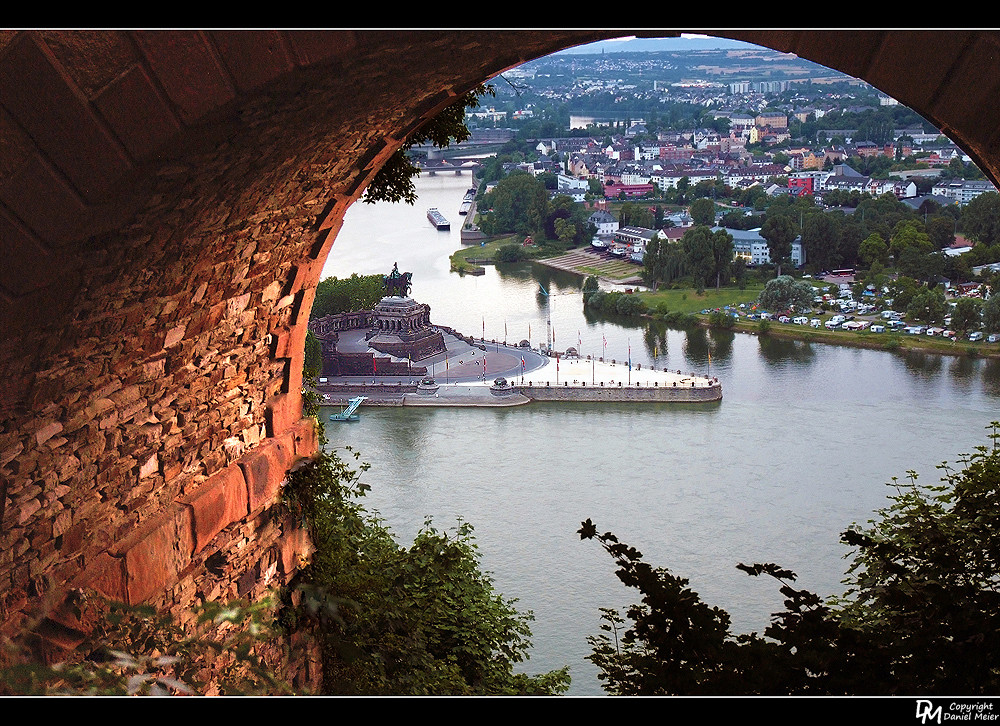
(427, 208), (450, 230)
(459, 188), (476, 215)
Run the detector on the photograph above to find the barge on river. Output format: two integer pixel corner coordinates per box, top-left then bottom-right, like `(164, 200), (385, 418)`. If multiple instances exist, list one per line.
(427, 208), (450, 230)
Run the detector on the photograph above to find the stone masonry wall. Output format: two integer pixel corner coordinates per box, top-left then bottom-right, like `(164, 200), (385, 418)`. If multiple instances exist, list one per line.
(1, 29), (999, 690)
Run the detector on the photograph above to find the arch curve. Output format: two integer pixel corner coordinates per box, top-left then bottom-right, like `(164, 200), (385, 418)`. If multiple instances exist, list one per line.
(2, 29), (999, 666)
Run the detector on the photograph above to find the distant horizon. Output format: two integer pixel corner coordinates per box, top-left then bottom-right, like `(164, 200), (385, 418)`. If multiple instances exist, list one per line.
(553, 34), (762, 55)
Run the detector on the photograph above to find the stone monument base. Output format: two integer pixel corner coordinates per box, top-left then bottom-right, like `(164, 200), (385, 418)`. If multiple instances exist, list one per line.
(367, 295), (446, 362)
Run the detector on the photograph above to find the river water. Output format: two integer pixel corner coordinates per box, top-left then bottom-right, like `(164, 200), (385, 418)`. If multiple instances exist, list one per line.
(318, 174), (1000, 695)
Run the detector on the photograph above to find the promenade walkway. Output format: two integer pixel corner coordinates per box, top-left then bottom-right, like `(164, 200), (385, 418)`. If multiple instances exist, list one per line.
(315, 329), (718, 408)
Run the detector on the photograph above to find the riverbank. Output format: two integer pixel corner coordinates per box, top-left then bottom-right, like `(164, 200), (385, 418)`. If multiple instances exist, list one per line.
(695, 316), (1000, 359)
(317, 338), (721, 409)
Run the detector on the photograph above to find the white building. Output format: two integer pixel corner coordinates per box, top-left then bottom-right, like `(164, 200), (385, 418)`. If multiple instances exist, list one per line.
(718, 227), (805, 267)
(556, 174), (589, 202)
(588, 210), (617, 236)
(931, 179), (998, 205)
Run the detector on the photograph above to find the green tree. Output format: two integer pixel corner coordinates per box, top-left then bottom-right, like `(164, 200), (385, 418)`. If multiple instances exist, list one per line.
(801, 212), (842, 272)
(581, 423), (1000, 696)
(758, 275), (814, 312)
(983, 293), (1000, 333)
(927, 215), (957, 250)
(760, 213), (797, 277)
(304, 330), (323, 377)
(906, 286), (947, 323)
(363, 84), (494, 205)
(962, 192), (1000, 246)
(618, 201), (654, 229)
(950, 297), (982, 333)
(681, 226), (715, 294)
(689, 198), (716, 227)
(480, 172), (549, 238)
(889, 219), (933, 261)
(858, 232), (889, 268)
(709, 228), (734, 290)
(285, 448), (570, 696)
(311, 274), (385, 319)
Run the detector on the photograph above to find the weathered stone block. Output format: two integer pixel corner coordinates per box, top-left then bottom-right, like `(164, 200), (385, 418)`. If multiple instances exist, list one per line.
(180, 464), (248, 554)
(75, 552), (128, 603)
(116, 504), (193, 604)
(237, 433), (294, 513)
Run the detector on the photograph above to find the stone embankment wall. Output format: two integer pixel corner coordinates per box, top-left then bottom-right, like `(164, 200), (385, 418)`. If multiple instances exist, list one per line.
(520, 381), (723, 403)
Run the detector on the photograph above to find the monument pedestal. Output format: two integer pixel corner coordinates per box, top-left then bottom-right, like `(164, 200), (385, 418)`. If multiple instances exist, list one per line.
(368, 296), (446, 361)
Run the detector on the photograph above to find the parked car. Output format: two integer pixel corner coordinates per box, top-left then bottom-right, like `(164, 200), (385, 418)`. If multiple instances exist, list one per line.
(988, 334), (1000, 344)
(969, 331), (984, 341)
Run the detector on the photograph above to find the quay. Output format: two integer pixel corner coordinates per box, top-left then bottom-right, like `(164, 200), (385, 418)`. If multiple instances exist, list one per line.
(314, 328), (721, 409)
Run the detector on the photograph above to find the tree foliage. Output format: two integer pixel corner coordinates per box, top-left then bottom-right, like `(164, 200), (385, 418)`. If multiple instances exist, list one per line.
(757, 275), (813, 312)
(801, 212), (843, 272)
(363, 84), (494, 205)
(906, 286), (947, 323)
(962, 192), (1000, 247)
(479, 172), (549, 238)
(311, 274), (385, 319)
(680, 226), (732, 293)
(950, 297), (982, 333)
(284, 447), (569, 696)
(581, 423), (1000, 696)
(643, 236), (686, 290)
(760, 213), (797, 276)
(983, 293), (1000, 333)
(689, 198), (716, 227)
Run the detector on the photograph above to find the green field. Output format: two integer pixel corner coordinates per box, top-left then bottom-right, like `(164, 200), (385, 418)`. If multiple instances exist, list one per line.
(638, 285), (765, 315)
(449, 237), (518, 273)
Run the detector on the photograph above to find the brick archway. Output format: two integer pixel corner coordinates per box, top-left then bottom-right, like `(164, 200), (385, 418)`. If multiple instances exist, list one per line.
(2, 29), (999, 670)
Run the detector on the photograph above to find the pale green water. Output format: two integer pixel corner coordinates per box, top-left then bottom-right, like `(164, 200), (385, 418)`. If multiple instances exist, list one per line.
(319, 174), (1000, 695)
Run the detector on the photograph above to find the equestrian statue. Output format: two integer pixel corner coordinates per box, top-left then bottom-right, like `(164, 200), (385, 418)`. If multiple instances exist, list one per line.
(383, 262), (412, 298)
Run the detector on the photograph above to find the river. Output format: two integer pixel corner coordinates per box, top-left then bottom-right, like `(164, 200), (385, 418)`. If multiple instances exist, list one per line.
(318, 173), (1000, 695)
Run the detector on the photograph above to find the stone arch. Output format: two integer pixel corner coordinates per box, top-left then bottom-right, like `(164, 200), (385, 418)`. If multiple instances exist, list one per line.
(2, 29), (1000, 674)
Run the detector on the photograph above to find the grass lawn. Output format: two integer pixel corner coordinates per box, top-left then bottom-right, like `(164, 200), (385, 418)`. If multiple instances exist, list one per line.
(449, 236), (519, 273)
(639, 285), (765, 315)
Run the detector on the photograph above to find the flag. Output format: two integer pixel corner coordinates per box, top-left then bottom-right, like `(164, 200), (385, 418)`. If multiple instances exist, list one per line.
(628, 342), (631, 371)
(521, 356), (525, 369)
(373, 356), (377, 375)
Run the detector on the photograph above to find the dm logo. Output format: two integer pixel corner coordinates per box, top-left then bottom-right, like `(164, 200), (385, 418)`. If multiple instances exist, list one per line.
(916, 700), (943, 724)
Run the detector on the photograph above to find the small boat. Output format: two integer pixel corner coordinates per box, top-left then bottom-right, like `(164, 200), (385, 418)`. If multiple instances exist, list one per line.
(591, 238), (608, 250)
(427, 208), (450, 230)
(329, 396), (366, 422)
